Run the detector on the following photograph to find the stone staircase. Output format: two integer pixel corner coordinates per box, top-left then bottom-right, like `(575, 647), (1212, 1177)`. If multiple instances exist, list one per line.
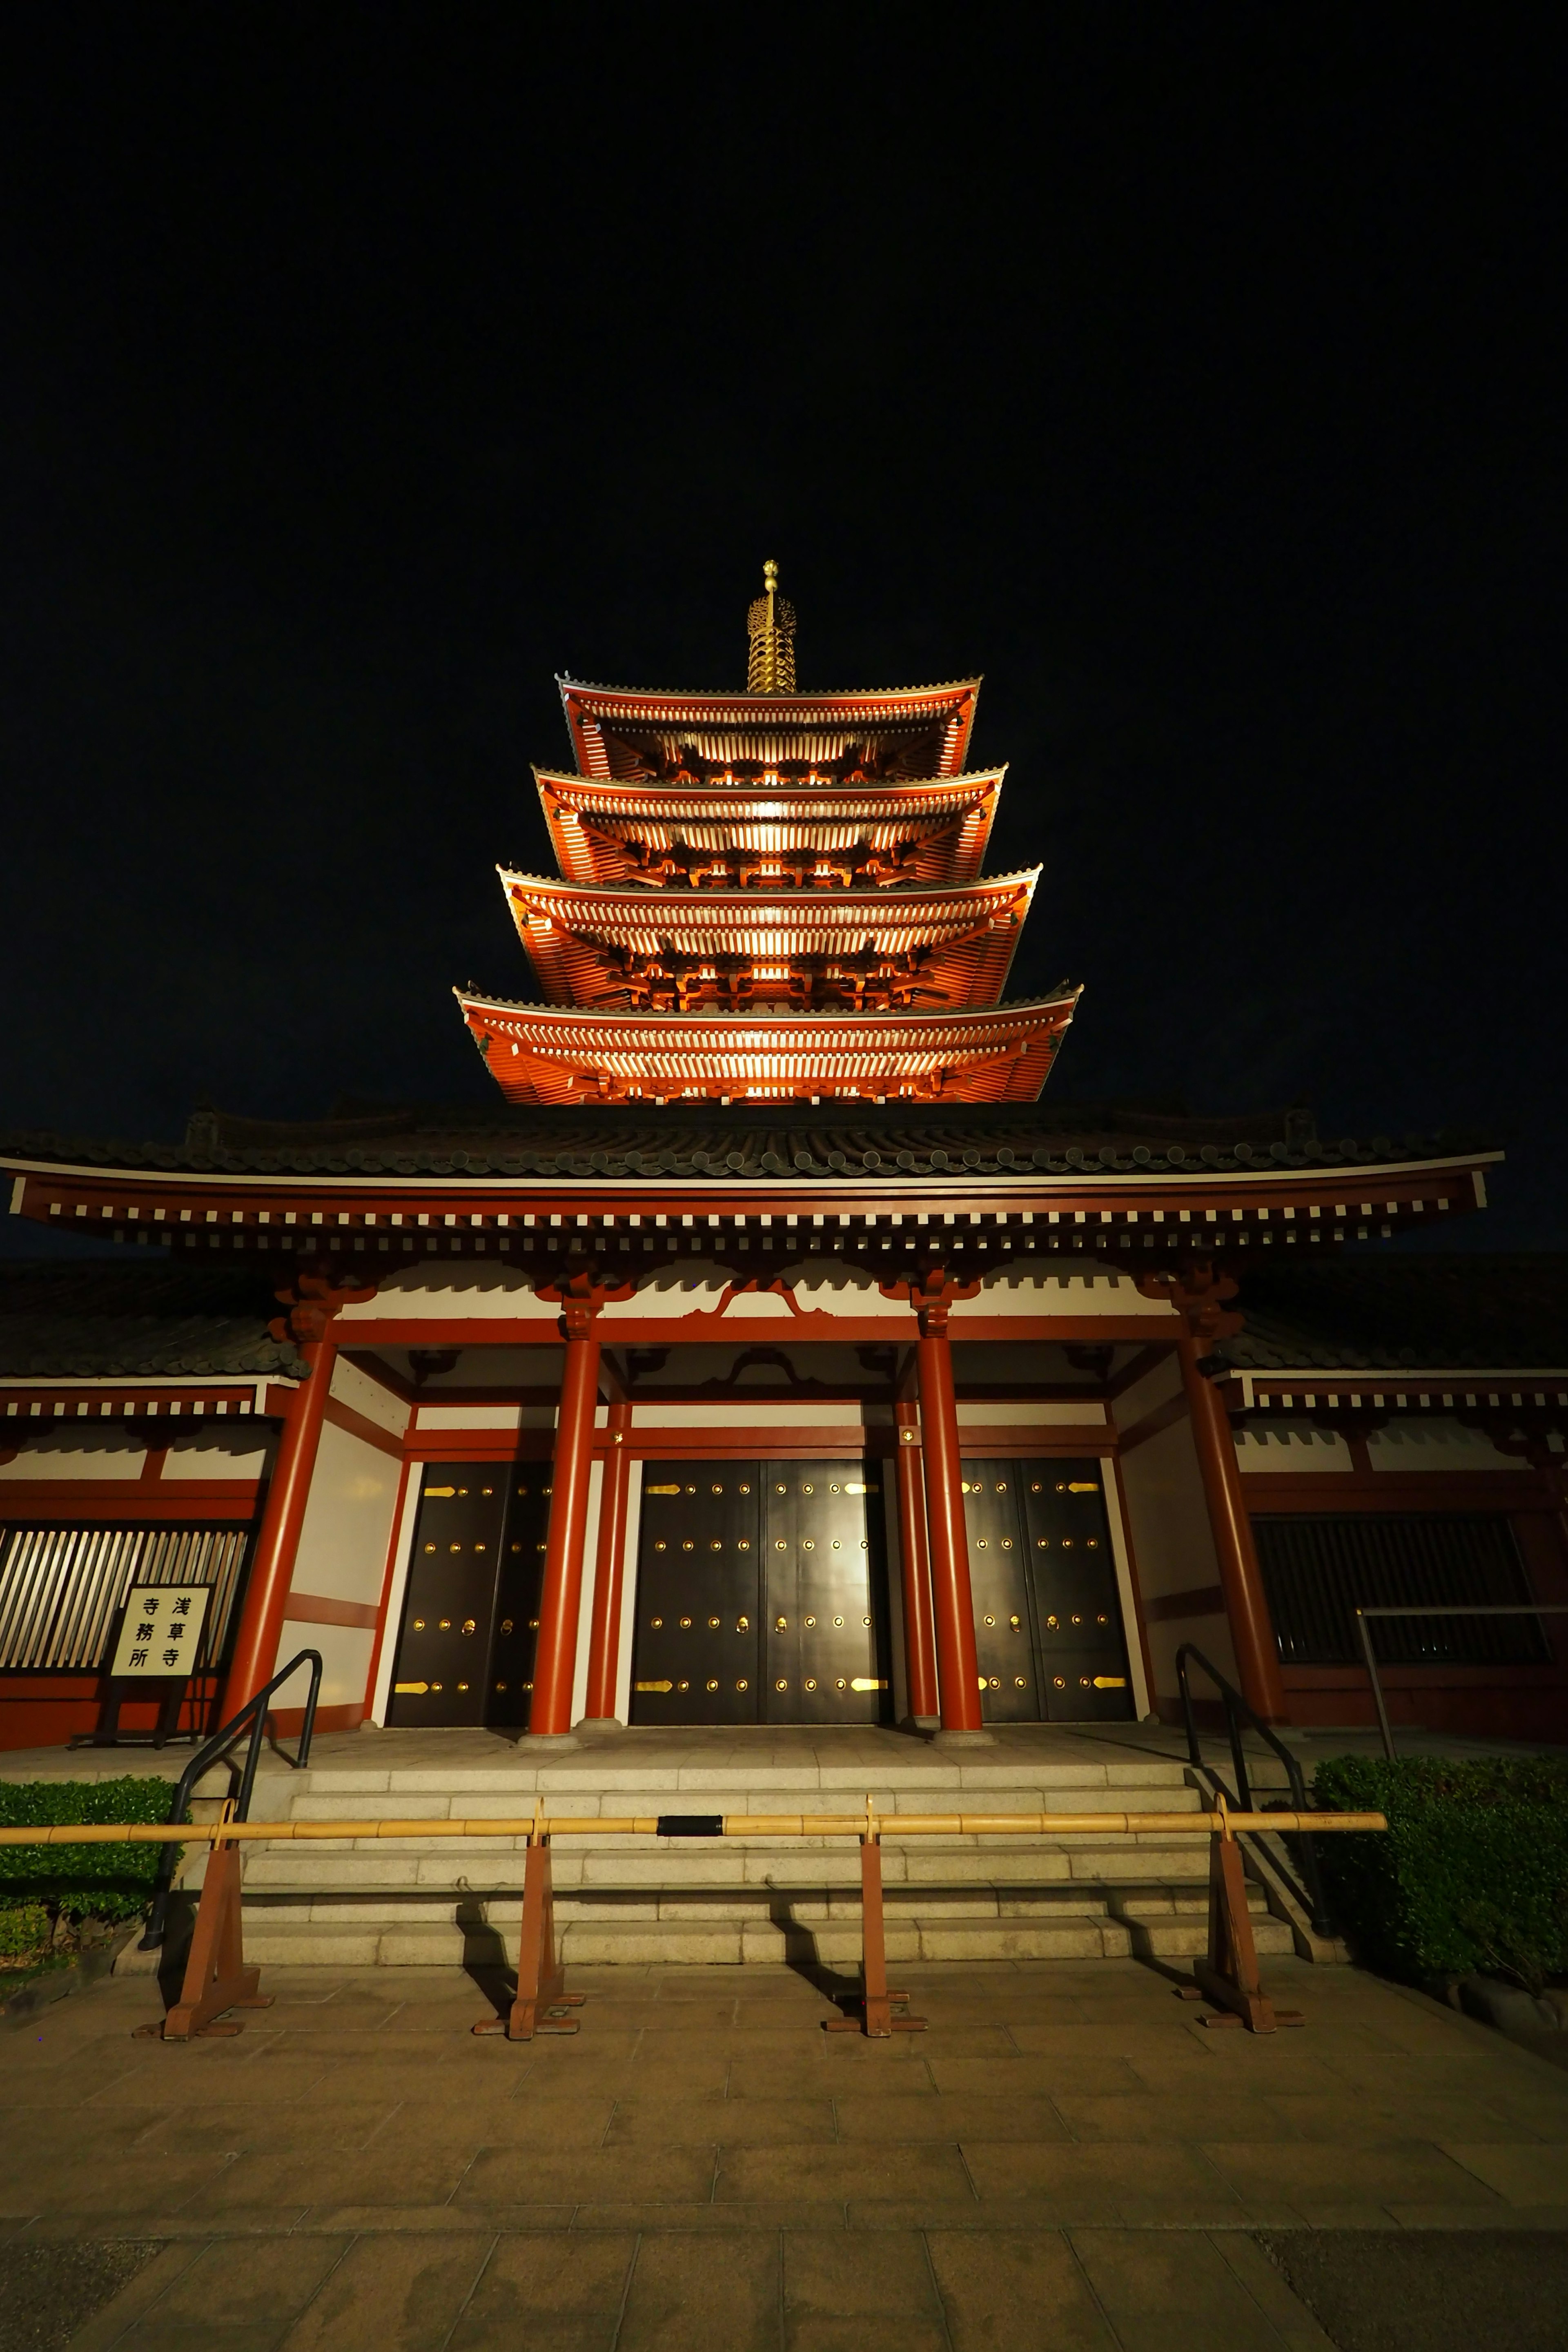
(220, 1732), (1298, 1970)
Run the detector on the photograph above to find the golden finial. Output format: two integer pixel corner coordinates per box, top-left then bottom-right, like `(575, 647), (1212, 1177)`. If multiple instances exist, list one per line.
(747, 558), (796, 694)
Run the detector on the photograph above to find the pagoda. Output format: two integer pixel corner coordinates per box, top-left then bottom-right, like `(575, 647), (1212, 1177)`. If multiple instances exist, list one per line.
(456, 562), (1078, 1106)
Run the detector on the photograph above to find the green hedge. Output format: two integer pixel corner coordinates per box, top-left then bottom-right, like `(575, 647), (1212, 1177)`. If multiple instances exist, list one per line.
(1313, 1754), (1568, 1993)
(0, 1777), (182, 1927)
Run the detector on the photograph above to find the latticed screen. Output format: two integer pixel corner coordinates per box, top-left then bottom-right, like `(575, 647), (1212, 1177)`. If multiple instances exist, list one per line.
(1254, 1513), (1548, 1667)
(0, 1524), (251, 1672)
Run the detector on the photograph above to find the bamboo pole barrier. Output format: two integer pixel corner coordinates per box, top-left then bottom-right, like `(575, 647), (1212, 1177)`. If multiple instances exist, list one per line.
(0, 1808), (1387, 1845)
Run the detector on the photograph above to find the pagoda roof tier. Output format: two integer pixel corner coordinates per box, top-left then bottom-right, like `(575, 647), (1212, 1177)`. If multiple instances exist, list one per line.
(499, 868), (1040, 1014)
(557, 677), (980, 783)
(535, 768), (1004, 891)
(454, 987), (1080, 1107)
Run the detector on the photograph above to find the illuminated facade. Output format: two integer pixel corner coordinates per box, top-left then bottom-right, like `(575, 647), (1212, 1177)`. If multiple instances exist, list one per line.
(1, 572), (1564, 1780)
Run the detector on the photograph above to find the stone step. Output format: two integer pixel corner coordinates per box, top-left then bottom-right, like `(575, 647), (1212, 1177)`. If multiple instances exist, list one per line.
(249, 1786), (1206, 1830)
(252, 1755), (1196, 1804)
(238, 1893), (1293, 1971)
(238, 1841), (1220, 1898)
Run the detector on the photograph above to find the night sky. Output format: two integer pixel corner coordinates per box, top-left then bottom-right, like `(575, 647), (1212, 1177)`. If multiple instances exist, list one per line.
(2, 13), (1562, 1247)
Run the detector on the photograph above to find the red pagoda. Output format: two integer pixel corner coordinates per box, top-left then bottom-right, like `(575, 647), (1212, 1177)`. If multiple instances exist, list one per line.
(457, 562), (1076, 1107)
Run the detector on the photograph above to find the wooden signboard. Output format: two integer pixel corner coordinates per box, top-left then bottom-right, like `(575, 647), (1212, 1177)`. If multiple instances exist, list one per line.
(78, 1584), (213, 1749)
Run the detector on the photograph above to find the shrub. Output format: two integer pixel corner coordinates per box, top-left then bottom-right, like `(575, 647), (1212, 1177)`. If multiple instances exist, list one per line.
(0, 1900), (53, 1969)
(1312, 1754), (1568, 1988)
(0, 1777), (182, 1929)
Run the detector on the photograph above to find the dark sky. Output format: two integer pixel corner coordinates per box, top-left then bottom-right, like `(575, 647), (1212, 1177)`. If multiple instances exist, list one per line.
(2, 10), (1562, 1247)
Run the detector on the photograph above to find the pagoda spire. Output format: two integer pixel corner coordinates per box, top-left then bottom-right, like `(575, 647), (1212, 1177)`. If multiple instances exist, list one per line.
(746, 558), (797, 694)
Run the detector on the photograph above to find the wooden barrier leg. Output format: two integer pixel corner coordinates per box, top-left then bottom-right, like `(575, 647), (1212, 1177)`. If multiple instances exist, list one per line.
(473, 1838), (585, 2040)
(1184, 1826), (1303, 2033)
(824, 1838), (926, 2039)
(137, 1839), (272, 2041)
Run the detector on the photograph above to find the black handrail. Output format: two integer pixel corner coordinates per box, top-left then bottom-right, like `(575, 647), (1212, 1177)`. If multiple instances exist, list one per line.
(1174, 1642), (1331, 1937)
(136, 1649), (323, 1951)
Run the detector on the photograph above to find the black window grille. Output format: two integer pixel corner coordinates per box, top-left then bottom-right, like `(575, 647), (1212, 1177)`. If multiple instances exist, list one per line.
(0, 1523), (251, 1672)
(1254, 1513), (1548, 1668)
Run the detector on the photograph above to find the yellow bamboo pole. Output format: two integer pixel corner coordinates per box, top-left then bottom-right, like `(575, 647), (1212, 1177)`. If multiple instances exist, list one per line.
(0, 1808), (1387, 1846)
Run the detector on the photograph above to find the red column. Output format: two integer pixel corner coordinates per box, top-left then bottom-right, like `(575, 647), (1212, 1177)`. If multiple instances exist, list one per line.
(581, 1399), (632, 1723)
(528, 1305), (602, 1738)
(221, 1330), (337, 1721)
(1177, 1328), (1287, 1724)
(915, 1304), (985, 1733)
(893, 1402), (940, 1723)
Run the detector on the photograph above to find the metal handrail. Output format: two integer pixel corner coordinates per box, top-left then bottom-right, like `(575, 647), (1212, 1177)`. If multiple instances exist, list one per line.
(136, 1649), (322, 1951)
(1175, 1643), (1331, 1936)
(1355, 1603), (1568, 1762)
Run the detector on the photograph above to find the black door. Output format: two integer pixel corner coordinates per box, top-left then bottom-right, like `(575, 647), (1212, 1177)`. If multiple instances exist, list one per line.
(762, 1462), (892, 1724)
(630, 1465), (763, 1724)
(960, 1464), (1041, 1722)
(487, 1467), (552, 1728)
(388, 1469), (509, 1726)
(1020, 1463), (1134, 1720)
(960, 1458), (1134, 1722)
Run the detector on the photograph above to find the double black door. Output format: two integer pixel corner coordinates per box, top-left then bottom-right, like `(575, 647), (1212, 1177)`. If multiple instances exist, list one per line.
(387, 1463), (552, 1728)
(630, 1460), (891, 1726)
(960, 1458), (1133, 1722)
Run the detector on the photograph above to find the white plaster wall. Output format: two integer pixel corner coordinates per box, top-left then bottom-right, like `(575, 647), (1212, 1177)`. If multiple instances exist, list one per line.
(1368, 1419), (1521, 1472)
(414, 1404), (524, 1431)
(1100, 1468), (1153, 1720)
(956, 1401), (1108, 1426)
(330, 1354), (408, 1437)
(163, 1428), (274, 1479)
(336, 1264), (557, 1323)
(368, 1466), (421, 1726)
(1113, 1352), (1183, 1435)
(630, 1401), (860, 1428)
(1234, 1421), (1354, 1472)
(0, 1429), (148, 1476)
(960, 1267), (1178, 1321)
(1117, 1416), (1238, 1699)
(287, 1419), (401, 1608)
(274, 1617), (375, 1711)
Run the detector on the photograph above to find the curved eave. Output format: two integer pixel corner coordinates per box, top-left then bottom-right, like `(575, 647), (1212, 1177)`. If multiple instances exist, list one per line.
(535, 766), (1005, 890)
(499, 867), (1040, 1009)
(557, 676), (981, 780)
(453, 987), (1078, 1107)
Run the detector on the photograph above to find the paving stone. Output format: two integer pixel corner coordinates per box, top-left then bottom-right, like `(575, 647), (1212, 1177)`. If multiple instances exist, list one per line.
(275, 2233), (495, 2351)
(1201, 2139), (1506, 2207)
(616, 2230), (781, 2350)
(456, 2144), (718, 2205)
(835, 2093), (1071, 2143)
(784, 2228), (941, 2316)
(1436, 2142), (1568, 2205)
(716, 2144), (973, 2204)
(610, 2099), (835, 2145)
(140, 2233), (351, 2323)
(443, 2233), (637, 2348)
(925, 2227), (1118, 2349)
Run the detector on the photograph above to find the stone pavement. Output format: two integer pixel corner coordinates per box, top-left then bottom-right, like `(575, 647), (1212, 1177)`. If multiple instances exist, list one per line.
(3, 1955), (1567, 2350)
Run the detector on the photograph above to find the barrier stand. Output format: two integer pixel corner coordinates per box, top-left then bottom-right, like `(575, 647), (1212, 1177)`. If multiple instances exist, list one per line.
(133, 1800), (274, 2041)
(824, 1797), (926, 2040)
(472, 1800), (586, 2040)
(1177, 1790), (1304, 2033)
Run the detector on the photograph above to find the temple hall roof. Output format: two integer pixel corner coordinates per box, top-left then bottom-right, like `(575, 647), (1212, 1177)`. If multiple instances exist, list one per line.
(1229, 1256), (1568, 1376)
(0, 1100), (1491, 1185)
(0, 1263), (306, 1381)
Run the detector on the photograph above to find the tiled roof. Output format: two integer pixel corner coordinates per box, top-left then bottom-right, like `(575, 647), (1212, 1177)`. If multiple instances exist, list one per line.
(0, 1264), (307, 1381)
(1230, 1257), (1568, 1374)
(0, 1100), (1489, 1185)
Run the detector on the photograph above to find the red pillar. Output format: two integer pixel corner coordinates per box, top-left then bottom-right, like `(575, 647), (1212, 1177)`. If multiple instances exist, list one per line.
(915, 1305), (985, 1733)
(893, 1402), (940, 1723)
(581, 1399), (632, 1723)
(1177, 1328), (1287, 1724)
(528, 1306), (602, 1738)
(221, 1330), (337, 1721)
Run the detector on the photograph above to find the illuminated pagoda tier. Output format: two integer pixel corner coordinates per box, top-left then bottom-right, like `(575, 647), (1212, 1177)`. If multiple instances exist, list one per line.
(461, 563), (1073, 1105)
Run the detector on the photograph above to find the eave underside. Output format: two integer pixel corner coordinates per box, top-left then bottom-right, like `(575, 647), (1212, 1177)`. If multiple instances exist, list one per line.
(536, 771), (1003, 892)
(557, 679), (981, 782)
(503, 871), (1037, 1013)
